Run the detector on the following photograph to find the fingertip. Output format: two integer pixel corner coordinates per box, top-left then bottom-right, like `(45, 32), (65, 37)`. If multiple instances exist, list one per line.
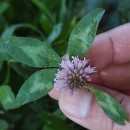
(48, 88), (61, 100)
(58, 84), (130, 130)
(58, 86), (113, 130)
(59, 88), (93, 119)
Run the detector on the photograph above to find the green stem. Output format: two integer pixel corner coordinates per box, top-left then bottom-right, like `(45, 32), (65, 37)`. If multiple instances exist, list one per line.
(84, 85), (94, 92)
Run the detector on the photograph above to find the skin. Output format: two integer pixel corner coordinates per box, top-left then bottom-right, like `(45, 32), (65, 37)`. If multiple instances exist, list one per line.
(49, 23), (130, 130)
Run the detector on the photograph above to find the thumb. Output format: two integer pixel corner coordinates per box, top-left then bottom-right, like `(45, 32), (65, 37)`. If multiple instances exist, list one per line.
(58, 85), (130, 130)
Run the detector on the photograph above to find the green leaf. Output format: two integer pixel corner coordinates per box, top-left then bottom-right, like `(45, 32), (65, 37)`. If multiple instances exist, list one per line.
(0, 1), (9, 15)
(1, 24), (44, 39)
(31, 0), (54, 23)
(0, 37), (9, 63)
(53, 109), (67, 120)
(68, 8), (104, 59)
(0, 38), (9, 63)
(0, 49), (8, 61)
(0, 48), (9, 71)
(0, 85), (16, 110)
(16, 69), (57, 107)
(43, 115), (71, 130)
(0, 61), (3, 71)
(0, 37), (61, 67)
(42, 110), (70, 130)
(46, 23), (62, 46)
(40, 14), (53, 35)
(0, 120), (9, 130)
(43, 126), (53, 130)
(93, 89), (129, 125)
(59, 0), (67, 22)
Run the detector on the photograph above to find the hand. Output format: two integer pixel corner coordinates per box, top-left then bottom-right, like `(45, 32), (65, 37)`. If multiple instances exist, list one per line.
(49, 23), (130, 130)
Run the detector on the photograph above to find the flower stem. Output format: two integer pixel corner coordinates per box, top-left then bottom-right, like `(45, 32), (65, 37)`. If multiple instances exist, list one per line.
(84, 85), (94, 92)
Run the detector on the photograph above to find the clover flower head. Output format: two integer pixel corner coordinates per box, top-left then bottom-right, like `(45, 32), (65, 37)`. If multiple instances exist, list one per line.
(54, 56), (96, 95)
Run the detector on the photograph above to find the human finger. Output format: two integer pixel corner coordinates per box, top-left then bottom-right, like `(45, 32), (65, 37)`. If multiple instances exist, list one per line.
(59, 85), (130, 130)
(48, 88), (61, 100)
(85, 23), (130, 89)
(85, 23), (130, 70)
(91, 63), (130, 90)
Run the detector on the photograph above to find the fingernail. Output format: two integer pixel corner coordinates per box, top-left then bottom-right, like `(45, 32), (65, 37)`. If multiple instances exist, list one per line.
(59, 88), (92, 118)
